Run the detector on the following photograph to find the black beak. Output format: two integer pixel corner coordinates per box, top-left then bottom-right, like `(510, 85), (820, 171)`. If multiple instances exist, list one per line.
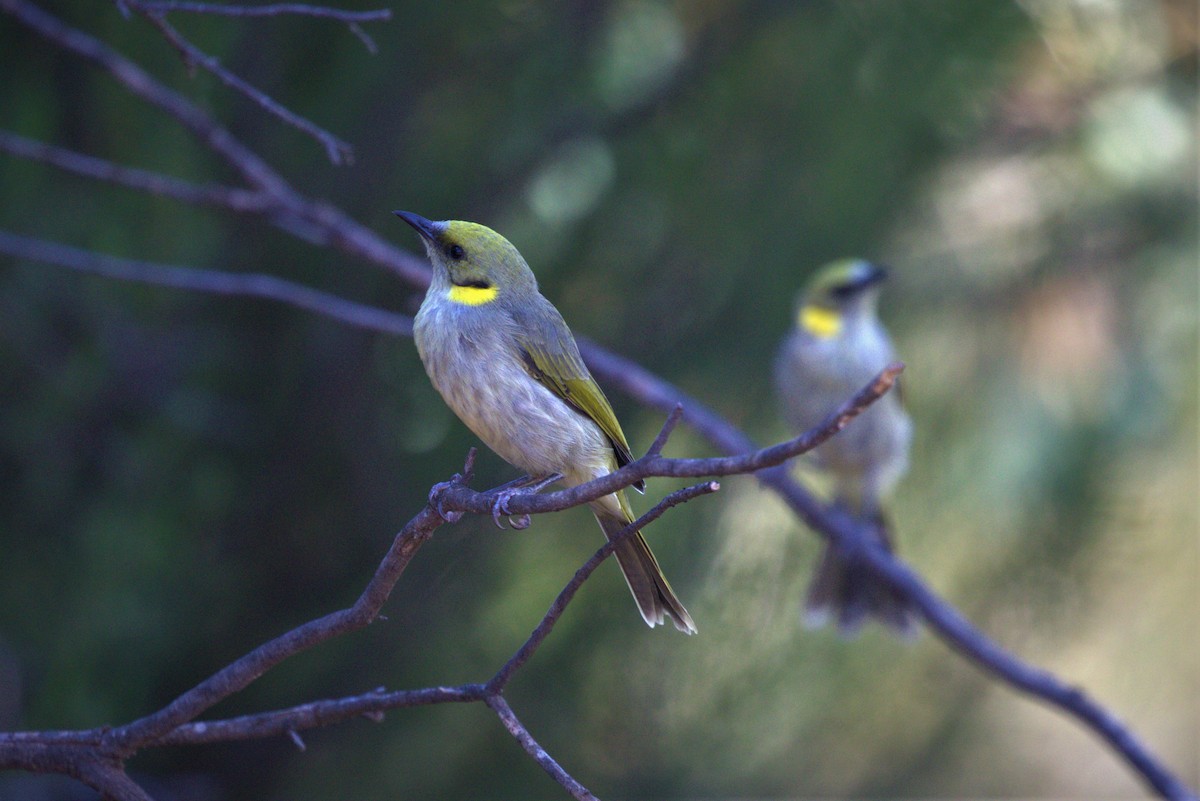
(392, 210), (445, 242)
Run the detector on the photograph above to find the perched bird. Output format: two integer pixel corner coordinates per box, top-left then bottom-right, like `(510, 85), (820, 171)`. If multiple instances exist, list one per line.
(395, 211), (696, 634)
(774, 259), (917, 637)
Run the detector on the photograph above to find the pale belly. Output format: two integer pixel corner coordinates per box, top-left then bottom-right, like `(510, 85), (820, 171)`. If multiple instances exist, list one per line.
(414, 310), (612, 484)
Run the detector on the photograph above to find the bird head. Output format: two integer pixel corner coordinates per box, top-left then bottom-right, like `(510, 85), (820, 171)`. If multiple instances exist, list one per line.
(795, 259), (888, 339)
(394, 211), (536, 306)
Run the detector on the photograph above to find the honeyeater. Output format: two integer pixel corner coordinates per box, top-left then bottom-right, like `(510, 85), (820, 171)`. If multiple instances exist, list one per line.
(774, 259), (917, 637)
(395, 211), (695, 634)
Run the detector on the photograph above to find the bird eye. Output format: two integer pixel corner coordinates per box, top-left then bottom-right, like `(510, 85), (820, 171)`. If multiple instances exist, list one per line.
(446, 244), (466, 260)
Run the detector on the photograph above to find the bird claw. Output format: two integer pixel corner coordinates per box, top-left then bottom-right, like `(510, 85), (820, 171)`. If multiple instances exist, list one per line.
(428, 476), (465, 523)
(487, 473), (562, 531)
(489, 490), (522, 530)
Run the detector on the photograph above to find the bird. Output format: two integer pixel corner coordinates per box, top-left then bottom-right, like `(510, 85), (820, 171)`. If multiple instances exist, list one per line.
(774, 259), (917, 637)
(394, 210), (696, 634)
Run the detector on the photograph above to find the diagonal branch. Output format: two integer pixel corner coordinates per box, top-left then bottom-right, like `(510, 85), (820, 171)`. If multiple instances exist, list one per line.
(125, 1), (356, 164)
(0, 231), (413, 337)
(106, 500), (448, 753)
(0, 129), (273, 212)
(434, 365), (902, 522)
(1, 0), (431, 286)
(486, 695), (598, 801)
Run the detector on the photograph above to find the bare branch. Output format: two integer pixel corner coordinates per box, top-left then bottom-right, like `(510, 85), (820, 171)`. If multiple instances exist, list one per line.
(644, 403), (685, 458)
(133, 1), (389, 22)
(852, 541), (1199, 801)
(2, 0), (292, 197)
(432, 364), (903, 521)
(106, 504), (446, 753)
(486, 695), (598, 801)
(73, 759), (155, 801)
(0, 129), (273, 212)
(125, 1), (356, 164)
(0, 231), (414, 337)
(2, 0), (431, 286)
(156, 685), (486, 746)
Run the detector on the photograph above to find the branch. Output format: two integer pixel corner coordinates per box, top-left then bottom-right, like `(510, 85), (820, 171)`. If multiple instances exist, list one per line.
(486, 695), (598, 801)
(2, 0), (431, 285)
(0, 231), (413, 337)
(0, 129), (273, 212)
(4, 244), (1191, 801)
(429, 365), (901, 522)
(0, 470), (724, 800)
(125, 1), (357, 164)
(127, 2), (392, 53)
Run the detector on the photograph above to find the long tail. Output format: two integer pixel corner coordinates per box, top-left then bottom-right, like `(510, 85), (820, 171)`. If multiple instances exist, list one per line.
(803, 512), (918, 639)
(592, 492), (696, 635)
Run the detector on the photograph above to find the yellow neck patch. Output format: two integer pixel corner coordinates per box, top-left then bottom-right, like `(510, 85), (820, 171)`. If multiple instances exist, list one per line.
(448, 284), (499, 306)
(799, 304), (842, 339)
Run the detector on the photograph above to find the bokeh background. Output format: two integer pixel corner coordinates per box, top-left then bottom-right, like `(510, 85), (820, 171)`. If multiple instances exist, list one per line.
(1, 1), (1196, 799)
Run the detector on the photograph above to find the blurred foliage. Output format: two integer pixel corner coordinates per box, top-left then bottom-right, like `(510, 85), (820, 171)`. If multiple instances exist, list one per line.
(1, 0), (1197, 799)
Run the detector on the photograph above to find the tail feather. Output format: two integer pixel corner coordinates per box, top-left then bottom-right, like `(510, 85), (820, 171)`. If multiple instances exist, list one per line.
(593, 499), (696, 635)
(803, 515), (918, 640)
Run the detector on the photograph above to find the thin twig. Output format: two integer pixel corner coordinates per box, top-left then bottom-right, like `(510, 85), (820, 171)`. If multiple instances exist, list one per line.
(485, 695), (598, 801)
(156, 685), (487, 745)
(0, 231), (413, 337)
(2, 0), (431, 285)
(105, 504), (446, 753)
(645, 403), (685, 458)
(0, 129), (273, 212)
(127, 2), (356, 164)
(133, 1), (392, 53)
(135, 1), (389, 22)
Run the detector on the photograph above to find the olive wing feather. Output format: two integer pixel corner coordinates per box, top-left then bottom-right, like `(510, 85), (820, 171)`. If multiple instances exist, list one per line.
(513, 303), (644, 492)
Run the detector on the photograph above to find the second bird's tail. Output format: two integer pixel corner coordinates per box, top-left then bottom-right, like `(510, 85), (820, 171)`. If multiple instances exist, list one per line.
(592, 495), (696, 635)
(803, 514), (918, 639)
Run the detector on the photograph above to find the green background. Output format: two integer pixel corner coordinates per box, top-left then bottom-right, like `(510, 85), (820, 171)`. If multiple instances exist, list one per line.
(1, 1), (1196, 798)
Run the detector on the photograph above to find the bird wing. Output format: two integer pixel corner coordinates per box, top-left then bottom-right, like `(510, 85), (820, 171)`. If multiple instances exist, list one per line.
(513, 303), (644, 491)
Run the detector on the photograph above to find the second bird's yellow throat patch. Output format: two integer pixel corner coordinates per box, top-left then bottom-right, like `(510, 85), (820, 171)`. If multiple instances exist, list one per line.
(798, 304), (843, 339)
(448, 284), (500, 306)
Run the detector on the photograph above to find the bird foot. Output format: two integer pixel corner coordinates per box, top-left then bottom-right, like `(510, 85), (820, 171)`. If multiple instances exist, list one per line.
(488, 473), (563, 530)
(428, 476), (466, 523)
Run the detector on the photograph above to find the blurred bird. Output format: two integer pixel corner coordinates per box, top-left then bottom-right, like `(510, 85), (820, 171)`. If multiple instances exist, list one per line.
(395, 211), (696, 634)
(774, 259), (917, 637)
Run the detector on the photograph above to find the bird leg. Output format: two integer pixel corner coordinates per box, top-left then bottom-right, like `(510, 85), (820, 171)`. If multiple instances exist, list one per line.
(487, 472), (563, 530)
(425, 448), (477, 523)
